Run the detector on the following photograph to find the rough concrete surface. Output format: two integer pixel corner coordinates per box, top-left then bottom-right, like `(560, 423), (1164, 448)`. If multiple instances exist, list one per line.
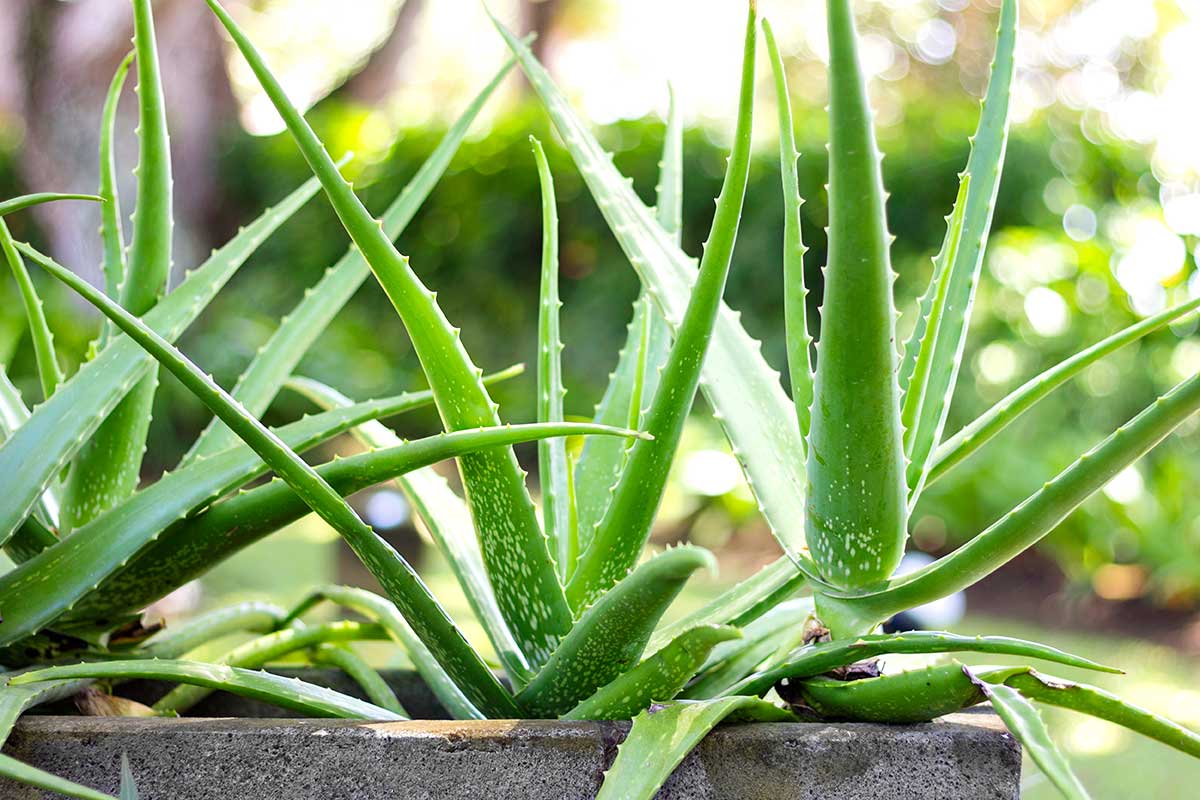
(3, 671), (1020, 799)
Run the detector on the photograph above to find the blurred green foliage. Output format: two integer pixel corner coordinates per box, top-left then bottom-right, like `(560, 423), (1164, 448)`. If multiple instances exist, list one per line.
(1, 91), (1196, 610)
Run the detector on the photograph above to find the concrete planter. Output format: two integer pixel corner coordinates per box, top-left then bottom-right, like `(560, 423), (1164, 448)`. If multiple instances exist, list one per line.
(3, 669), (1021, 799)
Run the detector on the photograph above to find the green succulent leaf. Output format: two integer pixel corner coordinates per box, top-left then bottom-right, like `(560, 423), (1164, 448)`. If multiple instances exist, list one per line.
(902, 0), (1018, 501)
(565, 0), (757, 610)
(10, 661), (404, 720)
(100, 52), (134, 313)
(119, 754), (139, 800)
(682, 599), (813, 700)
(927, 292), (1200, 486)
(563, 625), (741, 721)
(285, 585), (481, 720)
(518, 546), (717, 718)
(729, 630), (1119, 698)
(806, 0), (907, 594)
(285, 375), (531, 689)
(763, 18), (813, 445)
(0, 755), (115, 800)
(183, 55), (514, 464)
(967, 668), (1091, 800)
(0, 194), (102, 217)
(492, 6), (814, 579)
(530, 136), (573, 576)
(596, 696), (795, 800)
(152, 620), (390, 715)
(310, 643), (408, 717)
(1, 220), (65, 400)
(63, 0), (176, 533)
(0, 366), (60, 555)
(208, 0), (572, 668)
(139, 602), (288, 659)
(0, 168), (325, 547)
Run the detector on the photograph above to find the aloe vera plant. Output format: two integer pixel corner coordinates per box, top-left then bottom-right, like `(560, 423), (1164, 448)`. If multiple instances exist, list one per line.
(2, 0), (1198, 798)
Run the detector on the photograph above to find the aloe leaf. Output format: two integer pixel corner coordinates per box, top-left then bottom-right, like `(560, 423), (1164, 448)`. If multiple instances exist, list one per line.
(518, 546), (716, 718)
(286, 585), (481, 720)
(0, 194), (102, 216)
(60, 420), (636, 635)
(208, 0), (572, 668)
(999, 669), (1200, 759)
(682, 599), (813, 700)
(596, 696), (794, 800)
(100, 52), (134, 306)
(563, 625), (740, 721)
(311, 643), (408, 717)
(900, 174), (971, 464)
(1, 221), (65, 399)
(530, 136), (572, 576)
(492, 10), (814, 578)
(119, 754), (138, 800)
(565, 2), (757, 610)
(10, 661), (405, 720)
(0, 366), (60, 551)
(140, 602), (288, 659)
(729, 630), (1118, 698)
(817, 366), (1200, 632)
(647, 555), (806, 654)
(928, 293), (1200, 486)
(0, 755), (115, 800)
(183, 59), (514, 465)
(573, 88), (682, 562)
(284, 375), (531, 688)
(0, 169), (324, 546)
(63, 0), (175, 533)
(763, 19), (813, 444)
(153, 620), (389, 715)
(967, 668), (1091, 800)
(806, 0), (907, 595)
(902, 0), (1018, 500)
(22, 249), (531, 718)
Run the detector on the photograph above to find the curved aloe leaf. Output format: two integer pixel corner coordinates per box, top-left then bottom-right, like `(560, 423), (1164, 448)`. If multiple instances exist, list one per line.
(806, 0), (907, 595)
(1, 221), (65, 399)
(140, 602), (288, 659)
(10, 661), (404, 720)
(565, 625), (741, 721)
(573, 85), (682, 560)
(730, 630), (1118, 698)
(0, 755), (115, 800)
(928, 293), (1200, 486)
(682, 599), (813, 700)
(530, 136), (572, 575)
(0, 194), (102, 217)
(1000, 669), (1200, 759)
(816, 366), (1200, 632)
(0, 366), (60, 555)
(647, 555), (806, 655)
(492, 8), (815, 579)
(763, 18), (813, 444)
(153, 621), (389, 715)
(61, 420), (637, 633)
(311, 643), (407, 717)
(565, 1), (757, 610)
(207, 0), (572, 668)
(22, 248), (530, 719)
(183, 57), (515, 464)
(0, 167), (326, 546)
(596, 697), (794, 800)
(903, 0), (1018, 500)
(518, 546), (717, 718)
(63, 0), (175, 533)
(966, 668), (1090, 800)
(286, 585), (481, 720)
(284, 375), (531, 688)
(119, 755), (138, 800)
(100, 52), (134, 308)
